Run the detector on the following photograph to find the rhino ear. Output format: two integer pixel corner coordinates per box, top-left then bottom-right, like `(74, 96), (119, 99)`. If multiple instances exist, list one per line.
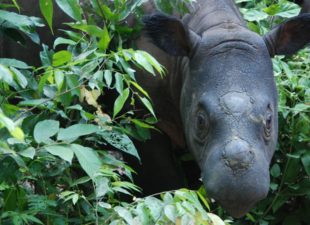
(263, 13), (310, 57)
(143, 13), (200, 57)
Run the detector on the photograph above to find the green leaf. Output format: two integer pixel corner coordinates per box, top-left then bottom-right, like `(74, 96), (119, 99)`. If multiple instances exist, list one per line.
(44, 145), (74, 163)
(71, 144), (101, 179)
(134, 51), (155, 75)
(139, 96), (156, 118)
(140, 51), (164, 76)
(0, 9), (44, 28)
(113, 88), (130, 118)
(114, 206), (135, 225)
(270, 163), (281, 178)
(10, 67), (28, 88)
(95, 177), (110, 198)
(39, 0), (53, 33)
(10, 127), (25, 141)
(19, 147), (36, 159)
(52, 50), (72, 66)
(145, 196), (163, 221)
(38, 69), (52, 95)
(130, 81), (150, 99)
(34, 120), (60, 143)
(301, 152), (310, 176)
(104, 70), (112, 88)
(54, 69), (64, 91)
(57, 124), (100, 141)
(0, 111), (24, 140)
(0, 64), (13, 85)
(164, 205), (177, 222)
(292, 103), (309, 115)
(276, 2), (300, 18)
(55, 0), (82, 21)
(115, 73), (124, 94)
(99, 129), (140, 160)
(240, 8), (268, 22)
(53, 37), (77, 48)
(68, 23), (104, 37)
(98, 26), (111, 51)
(0, 58), (30, 69)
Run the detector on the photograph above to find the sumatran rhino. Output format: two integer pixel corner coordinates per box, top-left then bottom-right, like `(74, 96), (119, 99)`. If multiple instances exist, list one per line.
(1, 0), (309, 218)
(133, 0), (310, 217)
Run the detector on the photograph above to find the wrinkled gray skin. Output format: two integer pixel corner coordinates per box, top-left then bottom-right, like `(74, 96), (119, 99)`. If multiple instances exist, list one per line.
(137, 0), (310, 217)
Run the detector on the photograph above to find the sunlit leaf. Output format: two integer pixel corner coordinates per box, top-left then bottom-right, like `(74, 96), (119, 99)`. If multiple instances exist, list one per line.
(44, 145), (74, 163)
(113, 88), (130, 118)
(55, 0), (82, 21)
(39, 0), (53, 33)
(34, 120), (60, 143)
(71, 144), (101, 179)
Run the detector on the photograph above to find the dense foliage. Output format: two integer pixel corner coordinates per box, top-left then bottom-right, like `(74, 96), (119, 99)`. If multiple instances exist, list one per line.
(0, 0), (309, 225)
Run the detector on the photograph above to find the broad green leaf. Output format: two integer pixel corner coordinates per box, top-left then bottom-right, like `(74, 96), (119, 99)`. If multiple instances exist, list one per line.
(0, 58), (30, 69)
(57, 124), (100, 141)
(276, 3), (300, 18)
(40, 44), (53, 67)
(114, 206), (134, 225)
(164, 205), (177, 222)
(134, 51), (155, 75)
(240, 8), (268, 22)
(0, 9), (44, 28)
(99, 129), (140, 160)
(145, 196), (163, 221)
(38, 69), (52, 95)
(95, 177), (110, 198)
(0, 111), (24, 140)
(104, 70), (112, 88)
(54, 69), (64, 91)
(292, 103), (309, 115)
(52, 50), (72, 66)
(53, 37), (77, 48)
(18, 98), (52, 107)
(208, 213), (225, 225)
(44, 145), (74, 163)
(34, 120), (60, 143)
(301, 152), (310, 176)
(139, 96), (156, 118)
(98, 26), (111, 51)
(68, 24), (104, 37)
(10, 127), (25, 141)
(19, 147), (36, 159)
(115, 73), (124, 94)
(140, 51), (164, 76)
(113, 88), (130, 118)
(71, 144), (101, 179)
(271, 163), (281, 178)
(10, 67), (28, 88)
(39, 0), (53, 33)
(55, 0), (82, 21)
(0, 64), (13, 85)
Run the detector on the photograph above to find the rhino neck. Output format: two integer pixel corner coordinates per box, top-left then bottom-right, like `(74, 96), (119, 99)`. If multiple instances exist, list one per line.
(184, 0), (246, 35)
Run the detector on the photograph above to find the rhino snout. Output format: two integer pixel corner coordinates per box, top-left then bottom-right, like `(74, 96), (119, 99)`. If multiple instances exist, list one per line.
(222, 139), (255, 174)
(201, 139), (270, 217)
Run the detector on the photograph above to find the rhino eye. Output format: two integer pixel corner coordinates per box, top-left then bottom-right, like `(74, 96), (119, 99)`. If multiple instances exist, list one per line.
(195, 111), (209, 141)
(264, 107), (273, 140)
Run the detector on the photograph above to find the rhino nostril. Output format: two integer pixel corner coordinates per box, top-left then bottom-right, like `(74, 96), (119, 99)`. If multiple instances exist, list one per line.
(222, 139), (255, 173)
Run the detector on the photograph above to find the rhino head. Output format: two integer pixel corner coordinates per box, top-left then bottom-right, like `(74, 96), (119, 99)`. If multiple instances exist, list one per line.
(143, 8), (310, 217)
